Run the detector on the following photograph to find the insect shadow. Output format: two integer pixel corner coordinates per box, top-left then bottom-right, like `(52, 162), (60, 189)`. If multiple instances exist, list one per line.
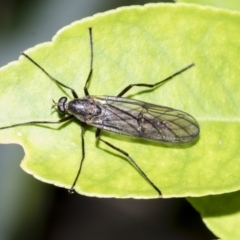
(0, 28), (200, 197)
(97, 129), (199, 150)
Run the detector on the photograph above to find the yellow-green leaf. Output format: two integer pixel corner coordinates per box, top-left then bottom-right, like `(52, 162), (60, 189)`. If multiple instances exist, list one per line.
(177, 0), (240, 11)
(0, 3), (240, 199)
(188, 191), (240, 239)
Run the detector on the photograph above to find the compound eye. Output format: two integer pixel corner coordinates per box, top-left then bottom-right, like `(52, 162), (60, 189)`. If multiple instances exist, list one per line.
(58, 97), (67, 114)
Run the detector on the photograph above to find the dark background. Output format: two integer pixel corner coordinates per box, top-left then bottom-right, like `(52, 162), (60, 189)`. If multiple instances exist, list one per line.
(0, 1), (215, 239)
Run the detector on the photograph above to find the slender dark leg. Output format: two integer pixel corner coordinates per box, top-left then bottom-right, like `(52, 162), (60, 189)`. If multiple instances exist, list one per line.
(117, 63), (194, 97)
(0, 115), (73, 130)
(68, 28), (93, 193)
(22, 28), (94, 98)
(83, 28), (93, 96)
(95, 128), (162, 197)
(21, 53), (79, 98)
(69, 124), (85, 193)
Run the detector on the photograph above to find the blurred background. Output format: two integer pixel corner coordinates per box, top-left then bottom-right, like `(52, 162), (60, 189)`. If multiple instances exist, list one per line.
(0, 1), (215, 239)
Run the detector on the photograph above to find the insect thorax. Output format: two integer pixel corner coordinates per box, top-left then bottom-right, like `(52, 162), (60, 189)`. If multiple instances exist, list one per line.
(66, 96), (102, 122)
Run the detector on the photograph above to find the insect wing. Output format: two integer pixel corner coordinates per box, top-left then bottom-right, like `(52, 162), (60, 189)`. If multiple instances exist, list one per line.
(91, 96), (199, 143)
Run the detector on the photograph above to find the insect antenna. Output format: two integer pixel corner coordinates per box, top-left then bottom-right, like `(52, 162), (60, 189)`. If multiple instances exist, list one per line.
(51, 99), (57, 109)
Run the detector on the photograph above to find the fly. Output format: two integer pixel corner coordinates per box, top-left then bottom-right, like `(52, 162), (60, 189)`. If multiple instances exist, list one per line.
(0, 28), (200, 197)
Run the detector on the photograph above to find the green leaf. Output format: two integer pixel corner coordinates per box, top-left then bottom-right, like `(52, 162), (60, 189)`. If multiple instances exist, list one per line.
(0, 3), (240, 198)
(188, 191), (240, 239)
(177, 0), (240, 11)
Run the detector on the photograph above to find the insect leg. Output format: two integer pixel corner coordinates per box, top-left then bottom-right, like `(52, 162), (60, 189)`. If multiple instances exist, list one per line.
(0, 115), (73, 130)
(69, 124), (85, 193)
(95, 129), (162, 197)
(83, 28), (93, 96)
(117, 63), (194, 97)
(21, 53), (79, 98)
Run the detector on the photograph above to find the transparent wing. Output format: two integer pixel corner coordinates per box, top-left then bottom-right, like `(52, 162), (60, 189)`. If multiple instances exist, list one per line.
(90, 96), (200, 143)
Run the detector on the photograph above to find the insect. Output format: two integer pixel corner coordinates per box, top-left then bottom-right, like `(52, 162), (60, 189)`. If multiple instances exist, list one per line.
(0, 28), (199, 197)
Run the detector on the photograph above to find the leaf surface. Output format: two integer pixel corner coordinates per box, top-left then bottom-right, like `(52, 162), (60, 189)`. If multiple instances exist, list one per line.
(177, 0), (240, 11)
(0, 3), (240, 198)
